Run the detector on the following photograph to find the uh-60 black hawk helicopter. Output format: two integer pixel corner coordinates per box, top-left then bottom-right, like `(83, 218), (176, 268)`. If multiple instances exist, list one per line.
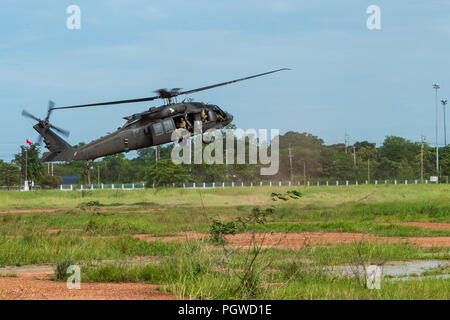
(22, 68), (289, 163)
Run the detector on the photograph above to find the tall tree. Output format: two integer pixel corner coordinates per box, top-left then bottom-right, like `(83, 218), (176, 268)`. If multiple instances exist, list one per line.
(0, 161), (21, 189)
(14, 144), (43, 183)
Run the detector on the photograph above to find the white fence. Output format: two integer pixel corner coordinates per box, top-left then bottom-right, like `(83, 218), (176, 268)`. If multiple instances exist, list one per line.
(145, 177), (448, 189)
(2, 177), (448, 192)
(59, 183), (145, 191)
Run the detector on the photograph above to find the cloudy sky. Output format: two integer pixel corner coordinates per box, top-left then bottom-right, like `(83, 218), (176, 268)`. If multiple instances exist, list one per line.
(1, 0), (449, 160)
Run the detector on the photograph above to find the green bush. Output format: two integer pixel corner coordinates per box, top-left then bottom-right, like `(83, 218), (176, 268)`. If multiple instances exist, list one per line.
(210, 219), (237, 244)
(39, 175), (62, 189)
(54, 258), (73, 281)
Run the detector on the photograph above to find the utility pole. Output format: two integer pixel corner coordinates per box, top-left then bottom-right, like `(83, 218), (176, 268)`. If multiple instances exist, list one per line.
(288, 144), (294, 181)
(442, 99), (448, 146)
(25, 147), (28, 183)
(420, 135), (425, 183)
(303, 161), (306, 186)
(344, 131), (349, 154)
(155, 146), (159, 163)
(433, 83), (440, 175)
(367, 158), (370, 184)
(353, 146), (356, 166)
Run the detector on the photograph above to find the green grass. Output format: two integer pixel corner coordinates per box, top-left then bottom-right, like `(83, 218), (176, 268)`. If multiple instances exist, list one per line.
(0, 184), (448, 299)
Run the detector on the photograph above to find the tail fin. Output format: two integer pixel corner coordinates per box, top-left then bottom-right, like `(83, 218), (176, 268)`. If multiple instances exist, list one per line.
(33, 123), (73, 162)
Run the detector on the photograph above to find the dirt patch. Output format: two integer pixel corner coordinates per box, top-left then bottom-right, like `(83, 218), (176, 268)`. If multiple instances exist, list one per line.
(378, 222), (450, 230)
(134, 231), (450, 248)
(0, 208), (66, 215)
(0, 265), (173, 300)
(0, 278), (173, 300)
(132, 231), (205, 242)
(46, 228), (83, 234)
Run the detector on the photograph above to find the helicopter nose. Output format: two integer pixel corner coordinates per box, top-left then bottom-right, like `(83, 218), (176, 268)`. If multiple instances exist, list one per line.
(225, 112), (233, 125)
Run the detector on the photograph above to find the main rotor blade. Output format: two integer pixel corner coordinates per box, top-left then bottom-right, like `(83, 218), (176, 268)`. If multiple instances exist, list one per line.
(178, 68), (290, 96)
(50, 95), (161, 111)
(49, 68), (290, 111)
(21, 110), (41, 122)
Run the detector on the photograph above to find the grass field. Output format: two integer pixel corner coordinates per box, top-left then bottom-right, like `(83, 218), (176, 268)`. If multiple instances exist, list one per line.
(0, 184), (448, 300)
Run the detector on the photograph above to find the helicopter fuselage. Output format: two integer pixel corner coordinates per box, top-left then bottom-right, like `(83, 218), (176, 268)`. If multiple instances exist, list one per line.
(37, 102), (233, 162)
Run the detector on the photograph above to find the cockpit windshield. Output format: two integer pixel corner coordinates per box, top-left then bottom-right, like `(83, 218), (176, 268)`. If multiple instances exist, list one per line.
(212, 105), (226, 118)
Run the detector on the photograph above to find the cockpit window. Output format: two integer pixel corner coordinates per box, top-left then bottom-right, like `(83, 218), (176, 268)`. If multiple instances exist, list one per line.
(152, 122), (163, 136)
(163, 119), (174, 133)
(213, 105), (226, 117)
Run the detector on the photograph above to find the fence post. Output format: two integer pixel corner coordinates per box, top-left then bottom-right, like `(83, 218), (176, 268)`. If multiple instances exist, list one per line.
(307, 181), (310, 187)
(183, 183), (186, 189)
(193, 182), (196, 188)
(232, 182), (235, 187)
(326, 181), (329, 186)
(60, 184), (63, 191)
(365, 180), (368, 185)
(317, 181), (319, 186)
(70, 184), (73, 191)
(356, 180), (358, 185)
(346, 180), (348, 186)
(242, 182), (244, 187)
(213, 182), (215, 188)
(269, 181), (272, 187)
(260, 181), (263, 187)
(336, 181), (339, 186)
(288, 181), (291, 187)
(405, 180), (408, 185)
(394, 180), (397, 185)
(112, 184), (114, 190)
(251, 182), (253, 188)
(426, 180), (428, 184)
(203, 182), (206, 189)
(81, 185), (83, 190)
(375, 180), (378, 185)
(222, 182), (225, 188)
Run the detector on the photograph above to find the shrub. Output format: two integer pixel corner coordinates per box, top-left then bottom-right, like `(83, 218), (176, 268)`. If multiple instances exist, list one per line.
(39, 175), (62, 189)
(210, 219), (237, 244)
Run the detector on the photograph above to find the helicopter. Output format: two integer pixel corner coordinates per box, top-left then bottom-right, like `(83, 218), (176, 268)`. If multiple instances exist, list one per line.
(22, 68), (289, 163)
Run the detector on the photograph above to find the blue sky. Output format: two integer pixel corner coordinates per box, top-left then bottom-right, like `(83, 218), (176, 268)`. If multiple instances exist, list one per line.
(1, 0), (450, 161)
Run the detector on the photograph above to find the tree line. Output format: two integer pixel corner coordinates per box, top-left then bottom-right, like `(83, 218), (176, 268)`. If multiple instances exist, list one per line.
(1, 131), (449, 188)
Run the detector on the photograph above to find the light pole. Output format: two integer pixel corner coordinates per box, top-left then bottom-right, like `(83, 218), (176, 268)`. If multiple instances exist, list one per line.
(442, 99), (448, 146)
(433, 83), (440, 175)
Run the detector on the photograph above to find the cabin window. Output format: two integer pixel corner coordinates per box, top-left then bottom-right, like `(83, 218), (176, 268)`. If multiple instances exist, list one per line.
(152, 122), (163, 136)
(163, 119), (174, 133)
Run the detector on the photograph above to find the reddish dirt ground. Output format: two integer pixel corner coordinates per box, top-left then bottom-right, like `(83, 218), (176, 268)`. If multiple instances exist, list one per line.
(0, 266), (173, 300)
(134, 231), (450, 248)
(377, 222), (450, 230)
(0, 208), (65, 215)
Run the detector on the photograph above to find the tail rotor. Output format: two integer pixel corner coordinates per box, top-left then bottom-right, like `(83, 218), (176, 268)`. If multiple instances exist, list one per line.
(22, 100), (70, 145)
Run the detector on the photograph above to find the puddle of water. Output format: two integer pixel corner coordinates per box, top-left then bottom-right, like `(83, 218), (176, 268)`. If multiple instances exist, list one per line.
(327, 260), (449, 280)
